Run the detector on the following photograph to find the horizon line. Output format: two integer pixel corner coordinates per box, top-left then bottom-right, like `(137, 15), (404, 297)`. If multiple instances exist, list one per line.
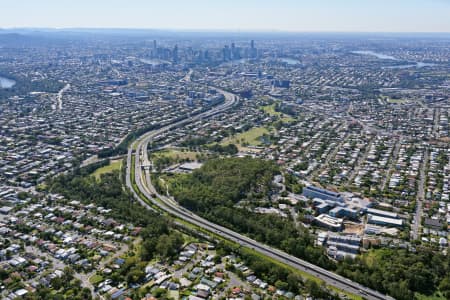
(1, 27), (450, 35)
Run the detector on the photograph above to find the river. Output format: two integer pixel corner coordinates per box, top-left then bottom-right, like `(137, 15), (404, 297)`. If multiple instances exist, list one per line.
(0, 76), (16, 89)
(384, 62), (436, 69)
(351, 50), (397, 60)
(140, 58), (170, 65)
(280, 57), (301, 65)
(352, 50), (436, 69)
(220, 58), (249, 67)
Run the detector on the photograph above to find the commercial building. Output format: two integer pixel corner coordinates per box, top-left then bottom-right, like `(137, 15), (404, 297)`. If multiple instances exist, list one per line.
(314, 214), (343, 231)
(329, 207), (358, 219)
(364, 224), (399, 236)
(367, 214), (403, 227)
(316, 202), (332, 214)
(328, 233), (361, 246)
(303, 186), (343, 203)
(365, 208), (399, 219)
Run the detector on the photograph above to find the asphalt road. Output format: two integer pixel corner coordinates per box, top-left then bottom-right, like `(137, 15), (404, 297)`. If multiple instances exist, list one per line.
(412, 148), (429, 240)
(126, 89), (394, 300)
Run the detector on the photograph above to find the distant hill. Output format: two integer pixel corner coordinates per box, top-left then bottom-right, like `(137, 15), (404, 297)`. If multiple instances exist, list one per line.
(0, 32), (50, 46)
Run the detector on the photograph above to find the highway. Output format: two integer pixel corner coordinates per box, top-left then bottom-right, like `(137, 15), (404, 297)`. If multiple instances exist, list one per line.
(126, 89), (394, 300)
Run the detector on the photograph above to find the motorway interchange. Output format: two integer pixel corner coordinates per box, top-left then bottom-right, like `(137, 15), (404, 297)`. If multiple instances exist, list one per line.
(125, 89), (394, 300)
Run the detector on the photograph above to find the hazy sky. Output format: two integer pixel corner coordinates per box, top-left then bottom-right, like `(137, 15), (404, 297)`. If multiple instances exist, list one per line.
(1, 0), (450, 32)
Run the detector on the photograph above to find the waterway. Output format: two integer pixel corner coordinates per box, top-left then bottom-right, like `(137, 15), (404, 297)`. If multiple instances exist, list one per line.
(383, 62), (436, 69)
(280, 57), (301, 65)
(140, 58), (170, 65)
(352, 50), (436, 69)
(220, 58), (249, 67)
(351, 50), (397, 60)
(0, 76), (16, 89)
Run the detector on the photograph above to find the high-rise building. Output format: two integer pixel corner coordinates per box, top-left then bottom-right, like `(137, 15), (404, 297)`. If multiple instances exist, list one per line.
(172, 45), (178, 63)
(249, 40), (257, 59)
(151, 40), (157, 58)
(223, 45), (231, 61)
(231, 43), (241, 60)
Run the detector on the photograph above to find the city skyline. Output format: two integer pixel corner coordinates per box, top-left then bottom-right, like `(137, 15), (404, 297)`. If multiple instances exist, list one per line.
(1, 0), (450, 33)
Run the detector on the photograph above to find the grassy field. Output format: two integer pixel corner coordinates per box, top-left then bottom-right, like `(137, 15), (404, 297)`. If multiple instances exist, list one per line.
(386, 98), (408, 104)
(93, 159), (122, 180)
(169, 290), (180, 300)
(152, 148), (200, 161)
(381, 96), (408, 104)
(89, 274), (104, 285)
(221, 127), (269, 148)
(260, 103), (295, 122)
(416, 293), (446, 300)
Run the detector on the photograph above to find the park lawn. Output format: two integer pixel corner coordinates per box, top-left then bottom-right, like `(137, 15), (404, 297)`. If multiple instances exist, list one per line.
(415, 292), (446, 300)
(221, 127), (269, 148)
(89, 274), (104, 285)
(36, 183), (47, 191)
(139, 279), (156, 291)
(261, 103), (280, 116)
(386, 98), (408, 104)
(181, 232), (199, 246)
(169, 290), (180, 300)
(152, 149), (199, 161)
(93, 159), (122, 180)
(381, 96), (408, 104)
(260, 103), (295, 122)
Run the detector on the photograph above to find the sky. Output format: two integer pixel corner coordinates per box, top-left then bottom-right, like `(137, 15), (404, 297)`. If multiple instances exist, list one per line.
(1, 0), (450, 32)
